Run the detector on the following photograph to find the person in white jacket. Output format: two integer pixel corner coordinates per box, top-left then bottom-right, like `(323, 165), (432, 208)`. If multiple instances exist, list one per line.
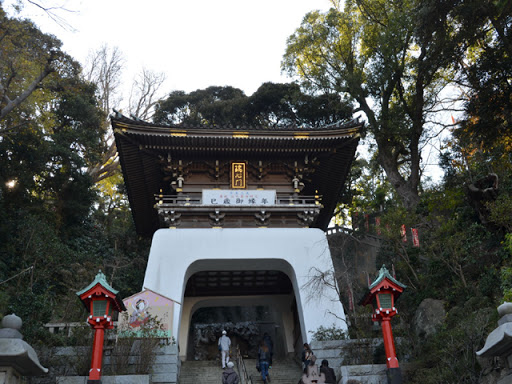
(218, 330), (232, 368)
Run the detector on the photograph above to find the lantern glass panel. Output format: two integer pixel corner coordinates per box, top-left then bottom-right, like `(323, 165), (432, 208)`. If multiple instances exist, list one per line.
(378, 293), (393, 309)
(93, 300), (107, 317)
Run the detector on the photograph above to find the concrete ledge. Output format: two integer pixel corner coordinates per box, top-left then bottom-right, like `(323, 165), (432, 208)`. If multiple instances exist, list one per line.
(310, 339), (383, 350)
(340, 364), (387, 384)
(154, 355), (178, 365)
(151, 372), (177, 383)
(311, 340), (347, 350)
(151, 363), (176, 373)
(50, 343), (179, 384)
(54, 346), (90, 356)
(155, 345), (178, 355)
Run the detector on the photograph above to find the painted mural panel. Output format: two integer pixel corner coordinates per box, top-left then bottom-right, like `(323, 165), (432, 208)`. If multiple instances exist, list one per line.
(119, 289), (175, 338)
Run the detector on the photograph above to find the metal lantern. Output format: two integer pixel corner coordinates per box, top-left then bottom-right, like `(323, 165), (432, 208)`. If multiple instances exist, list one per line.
(360, 265), (406, 384)
(77, 270), (126, 383)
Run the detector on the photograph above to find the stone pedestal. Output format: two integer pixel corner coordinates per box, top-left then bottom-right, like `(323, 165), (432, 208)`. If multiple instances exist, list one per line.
(0, 314), (48, 383)
(477, 303), (512, 383)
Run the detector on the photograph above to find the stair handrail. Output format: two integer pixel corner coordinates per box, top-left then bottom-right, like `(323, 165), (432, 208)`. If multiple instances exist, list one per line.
(236, 345), (253, 384)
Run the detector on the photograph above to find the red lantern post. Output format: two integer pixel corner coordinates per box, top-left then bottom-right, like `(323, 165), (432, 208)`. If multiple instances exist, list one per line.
(77, 270), (126, 384)
(360, 265), (406, 384)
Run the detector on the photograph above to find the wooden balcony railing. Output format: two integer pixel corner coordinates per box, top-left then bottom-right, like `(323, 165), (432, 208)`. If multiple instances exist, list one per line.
(154, 193), (321, 207)
(153, 192), (323, 228)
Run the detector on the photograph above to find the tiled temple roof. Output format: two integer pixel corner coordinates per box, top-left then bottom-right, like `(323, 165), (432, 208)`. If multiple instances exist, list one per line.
(113, 114), (362, 236)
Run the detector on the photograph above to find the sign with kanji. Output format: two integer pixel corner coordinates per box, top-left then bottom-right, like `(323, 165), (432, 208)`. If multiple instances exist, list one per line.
(231, 162), (246, 189)
(203, 190), (276, 206)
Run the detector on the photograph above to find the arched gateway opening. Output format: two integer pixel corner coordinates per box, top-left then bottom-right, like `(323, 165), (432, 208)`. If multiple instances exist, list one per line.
(187, 302), (293, 360)
(181, 267), (300, 361)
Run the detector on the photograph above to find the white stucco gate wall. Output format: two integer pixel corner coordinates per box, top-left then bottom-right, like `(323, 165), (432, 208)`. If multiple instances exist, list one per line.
(142, 227), (346, 355)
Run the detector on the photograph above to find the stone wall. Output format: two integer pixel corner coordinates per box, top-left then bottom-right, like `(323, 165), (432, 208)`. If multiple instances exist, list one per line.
(148, 345), (180, 384)
(310, 340), (387, 384)
(339, 365), (388, 384)
(327, 230), (381, 316)
(30, 344), (179, 384)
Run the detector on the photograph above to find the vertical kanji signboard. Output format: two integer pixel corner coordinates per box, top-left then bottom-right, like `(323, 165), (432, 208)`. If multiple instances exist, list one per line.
(231, 162), (246, 189)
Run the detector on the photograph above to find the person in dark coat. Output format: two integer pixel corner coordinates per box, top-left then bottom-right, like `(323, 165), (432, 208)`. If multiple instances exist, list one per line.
(258, 340), (271, 384)
(301, 343), (313, 373)
(263, 332), (274, 366)
(319, 360), (336, 384)
(301, 355), (325, 384)
(222, 361), (239, 384)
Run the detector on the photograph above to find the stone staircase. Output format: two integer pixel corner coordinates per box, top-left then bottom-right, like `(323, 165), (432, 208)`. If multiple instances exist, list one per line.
(179, 358), (302, 384)
(241, 358), (302, 384)
(179, 360), (223, 384)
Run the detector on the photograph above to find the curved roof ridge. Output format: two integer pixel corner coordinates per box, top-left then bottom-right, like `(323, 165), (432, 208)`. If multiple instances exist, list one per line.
(111, 111), (362, 132)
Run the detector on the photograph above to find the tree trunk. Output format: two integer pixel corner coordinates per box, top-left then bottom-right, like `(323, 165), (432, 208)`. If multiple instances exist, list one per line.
(376, 138), (420, 211)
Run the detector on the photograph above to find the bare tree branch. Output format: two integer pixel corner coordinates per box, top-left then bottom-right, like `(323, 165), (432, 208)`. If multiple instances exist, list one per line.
(128, 68), (166, 120)
(83, 45), (125, 183)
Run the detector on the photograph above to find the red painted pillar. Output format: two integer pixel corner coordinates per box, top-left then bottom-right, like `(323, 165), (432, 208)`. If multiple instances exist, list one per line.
(380, 317), (399, 369)
(89, 325), (105, 382)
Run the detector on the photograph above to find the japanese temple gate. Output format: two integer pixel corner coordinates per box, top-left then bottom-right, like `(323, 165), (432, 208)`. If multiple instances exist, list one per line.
(113, 114), (361, 360)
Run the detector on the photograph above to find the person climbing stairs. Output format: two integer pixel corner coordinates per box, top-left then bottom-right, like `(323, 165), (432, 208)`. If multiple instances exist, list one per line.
(244, 357), (302, 384)
(179, 357), (302, 384)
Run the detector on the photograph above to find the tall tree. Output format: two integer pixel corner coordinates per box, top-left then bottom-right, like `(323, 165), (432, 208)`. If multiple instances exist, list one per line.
(283, 0), (463, 210)
(82, 45), (124, 183)
(0, 10), (109, 337)
(247, 82), (353, 128)
(0, 6), (67, 128)
(452, 0), (512, 167)
(154, 85), (248, 126)
(83, 45), (124, 115)
(153, 83), (353, 128)
(84, 47), (168, 183)
(0, 10), (152, 341)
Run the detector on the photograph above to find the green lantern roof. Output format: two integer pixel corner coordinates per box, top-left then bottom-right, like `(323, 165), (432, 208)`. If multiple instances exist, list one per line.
(76, 270), (119, 297)
(369, 265), (407, 290)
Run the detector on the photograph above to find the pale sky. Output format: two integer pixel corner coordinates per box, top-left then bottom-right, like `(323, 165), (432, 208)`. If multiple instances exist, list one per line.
(4, 0), (445, 182)
(5, 0), (333, 100)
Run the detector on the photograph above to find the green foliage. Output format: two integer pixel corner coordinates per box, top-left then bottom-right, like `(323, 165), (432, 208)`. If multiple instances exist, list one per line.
(363, 144), (508, 381)
(282, 0), (466, 210)
(501, 266), (512, 302)
(505, 234), (512, 257)
(321, 4), (512, 366)
(0, 5), (149, 345)
(110, 313), (168, 375)
(452, 0), (512, 178)
(487, 194), (512, 232)
(405, 301), (495, 384)
(0, 5), (67, 123)
(310, 325), (348, 341)
(153, 83), (353, 128)
(0, 4), (509, 384)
